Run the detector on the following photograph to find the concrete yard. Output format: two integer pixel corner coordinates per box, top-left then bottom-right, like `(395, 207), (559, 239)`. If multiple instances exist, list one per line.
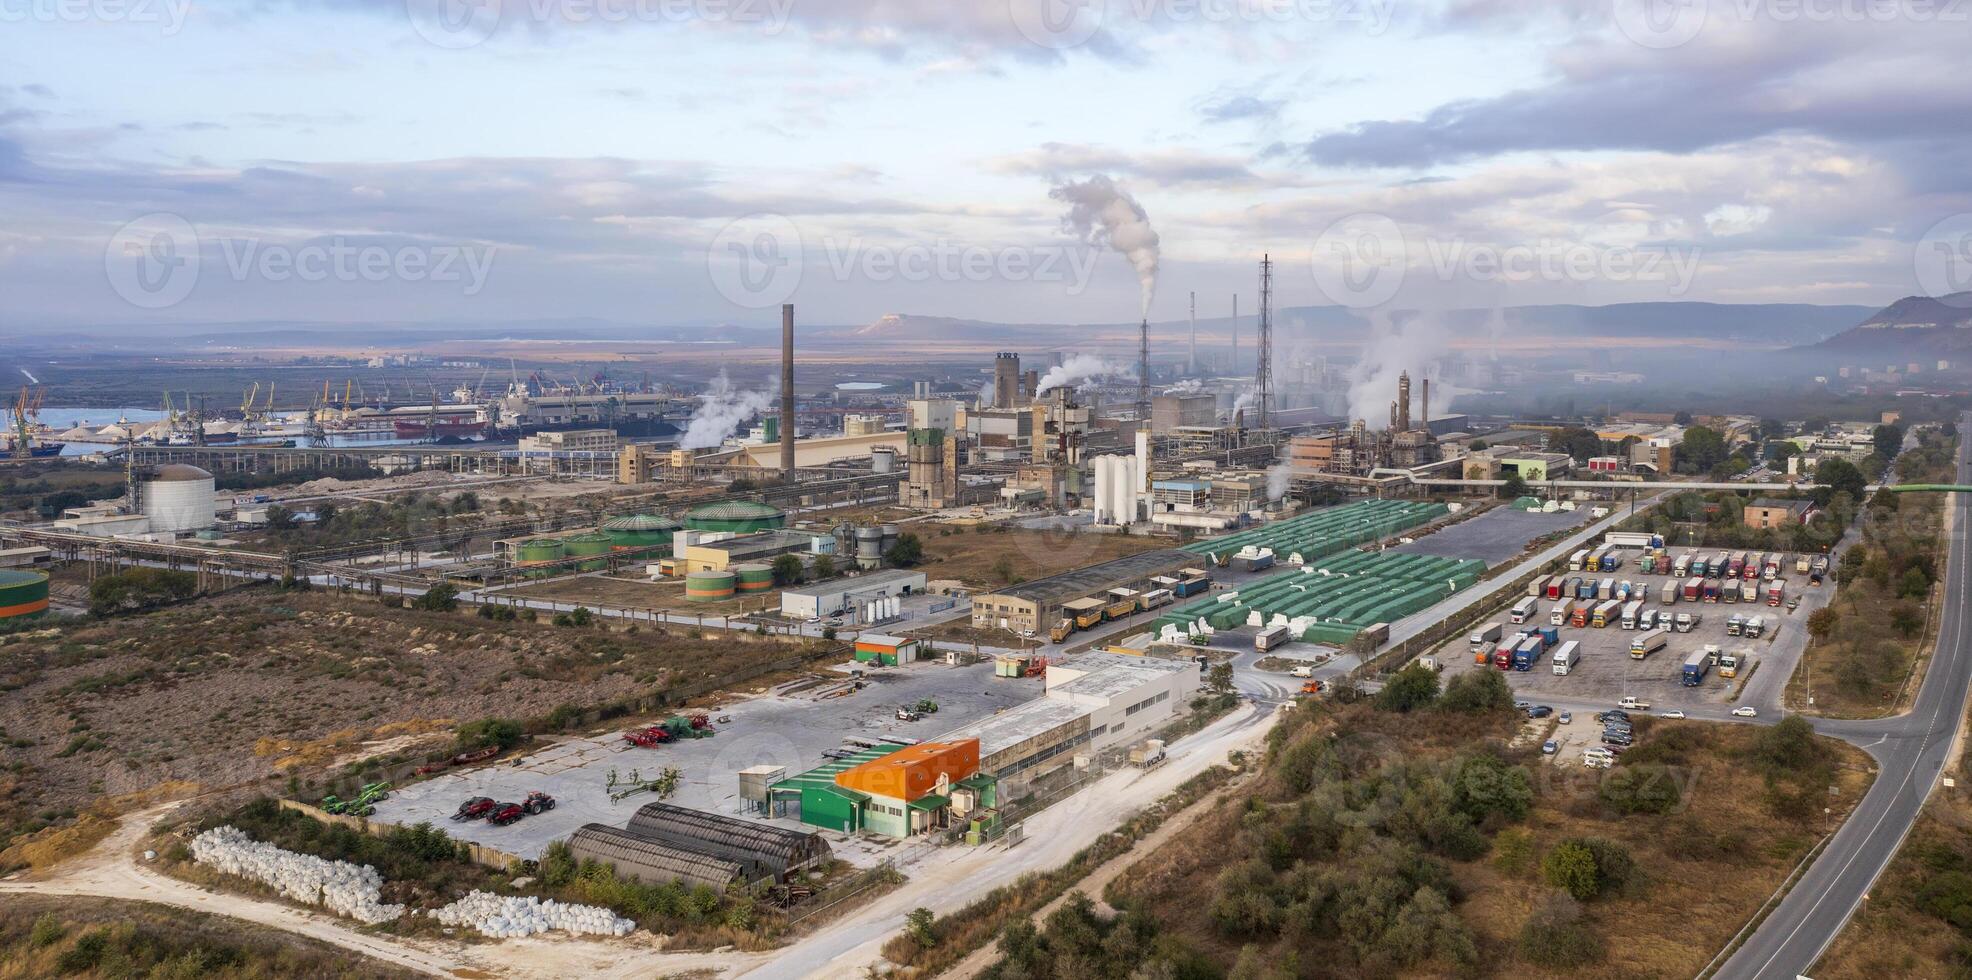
(1395, 505), (1596, 566)
(1432, 558), (1830, 712)
(367, 659), (1046, 863)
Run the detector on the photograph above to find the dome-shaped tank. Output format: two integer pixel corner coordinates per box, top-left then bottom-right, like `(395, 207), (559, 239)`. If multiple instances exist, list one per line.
(141, 463), (216, 533)
(564, 532), (613, 572)
(602, 514), (679, 552)
(684, 500), (786, 534)
(685, 570), (737, 601)
(733, 562), (775, 593)
(0, 569), (50, 620)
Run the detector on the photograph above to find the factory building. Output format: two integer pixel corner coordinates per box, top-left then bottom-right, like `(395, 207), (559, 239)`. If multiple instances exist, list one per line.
(683, 501), (786, 534)
(720, 431), (908, 471)
(778, 568), (926, 620)
(516, 428), (618, 453)
(777, 741), (1000, 840)
(1151, 394), (1218, 434)
(139, 464), (218, 533)
(496, 390), (670, 431)
(969, 549), (1196, 635)
(675, 529), (834, 573)
(1283, 372), (1443, 479)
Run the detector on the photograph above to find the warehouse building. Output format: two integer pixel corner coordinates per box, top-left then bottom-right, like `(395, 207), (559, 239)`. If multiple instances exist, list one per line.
(780, 568), (927, 620)
(775, 741), (1001, 840)
(626, 802), (831, 884)
(852, 634), (923, 666)
(969, 549), (1196, 635)
(564, 824), (745, 893)
(677, 529), (834, 573)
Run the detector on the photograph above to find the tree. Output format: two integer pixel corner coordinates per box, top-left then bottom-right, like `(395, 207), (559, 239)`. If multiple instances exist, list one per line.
(265, 504), (297, 530)
(1598, 763), (1683, 815)
(1206, 663), (1235, 695)
(1807, 606), (1840, 642)
(1439, 668), (1513, 714)
(1673, 410), (1693, 425)
(1874, 423), (1906, 459)
(990, 554), (1020, 584)
(771, 553), (804, 586)
(1752, 715), (1825, 773)
(884, 533), (924, 567)
(1759, 418), (1787, 441)
(811, 555), (835, 580)
(1815, 457), (1866, 504)
(1375, 663), (1441, 713)
(1676, 426), (1728, 473)
(905, 907), (937, 949)
(87, 568), (197, 615)
(410, 582), (460, 612)
(1549, 426), (1605, 463)
(454, 718), (524, 752)
(1499, 473), (1529, 501)
(1542, 842), (1601, 901)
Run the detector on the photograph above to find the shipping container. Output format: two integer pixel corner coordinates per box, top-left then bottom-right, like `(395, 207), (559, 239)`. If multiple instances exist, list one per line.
(1538, 625), (1560, 648)
(1630, 628), (1668, 659)
(1682, 577), (1704, 601)
(1551, 640), (1582, 675)
(1662, 580), (1681, 604)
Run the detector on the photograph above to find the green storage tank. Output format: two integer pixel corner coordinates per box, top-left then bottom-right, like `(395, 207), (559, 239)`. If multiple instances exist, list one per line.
(516, 538), (565, 564)
(564, 532), (613, 572)
(683, 500), (786, 534)
(0, 569), (49, 620)
(685, 570), (736, 601)
(602, 514), (679, 552)
(733, 562), (775, 593)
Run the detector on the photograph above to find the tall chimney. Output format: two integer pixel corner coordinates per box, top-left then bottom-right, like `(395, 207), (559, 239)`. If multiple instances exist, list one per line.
(1397, 370), (1411, 433)
(780, 303), (795, 475)
(1420, 378), (1430, 435)
(1187, 292), (1197, 376)
(1230, 294), (1238, 373)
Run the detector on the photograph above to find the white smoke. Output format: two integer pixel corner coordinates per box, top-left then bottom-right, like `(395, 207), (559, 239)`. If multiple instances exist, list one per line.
(1035, 354), (1133, 395)
(977, 379), (995, 408)
(1163, 379), (1205, 396)
(1266, 463), (1294, 502)
(680, 370), (778, 449)
(1050, 175), (1161, 316)
(1228, 386), (1257, 419)
(1347, 314), (1451, 430)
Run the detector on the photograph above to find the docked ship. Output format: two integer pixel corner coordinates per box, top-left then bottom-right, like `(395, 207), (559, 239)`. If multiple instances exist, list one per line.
(392, 415), (491, 441)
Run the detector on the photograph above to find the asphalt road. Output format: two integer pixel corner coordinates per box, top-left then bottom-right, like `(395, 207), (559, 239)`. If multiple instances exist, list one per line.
(1718, 418), (1972, 980)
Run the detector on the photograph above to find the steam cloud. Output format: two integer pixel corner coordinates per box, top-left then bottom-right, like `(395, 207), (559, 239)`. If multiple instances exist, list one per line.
(1050, 175), (1161, 316)
(1266, 463), (1294, 502)
(679, 369), (778, 450)
(1035, 354), (1134, 395)
(1163, 379), (1205, 396)
(1347, 314), (1450, 430)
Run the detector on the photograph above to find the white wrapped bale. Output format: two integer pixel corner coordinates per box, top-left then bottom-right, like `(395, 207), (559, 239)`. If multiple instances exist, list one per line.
(432, 890), (636, 939)
(189, 826), (404, 925)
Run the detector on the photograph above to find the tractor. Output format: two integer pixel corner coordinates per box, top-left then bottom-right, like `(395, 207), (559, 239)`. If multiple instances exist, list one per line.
(452, 796), (496, 821)
(522, 791), (557, 815)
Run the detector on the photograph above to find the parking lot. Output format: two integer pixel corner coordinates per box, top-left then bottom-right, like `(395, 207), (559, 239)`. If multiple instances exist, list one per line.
(1433, 553), (1830, 711)
(367, 658), (1039, 864)
(1395, 505), (1597, 566)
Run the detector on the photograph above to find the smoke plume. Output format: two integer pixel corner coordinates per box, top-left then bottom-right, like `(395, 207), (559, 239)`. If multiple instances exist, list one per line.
(1050, 175), (1161, 316)
(1347, 314), (1450, 430)
(1266, 463), (1294, 502)
(1163, 379), (1205, 396)
(1035, 354), (1133, 395)
(680, 369), (778, 449)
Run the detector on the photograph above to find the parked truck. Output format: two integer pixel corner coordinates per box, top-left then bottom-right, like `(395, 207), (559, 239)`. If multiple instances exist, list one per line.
(1544, 576), (1566, 600)
(1550, 599), (1577, 626)
(1494, 637), (1522, 670)
(1575, 577), (1597, 600)
(1711, 552), (1731, 577)
(1701, 581), (1721, 603)
(1767, 580), (1786, 606)
(1598, 578), (1616, 600)
(1745, 616), (1766, 638)
(1469, 622), (1505, 647)
(1630, 627), (1668, 659)
(1690, 555), (1709, 577)
(1570, 548), (1591, 571)
(1592, 599), (1622, 628)
(1513, 635), (1543, 671)
(1673, 552), (1693, 577)
(1796, 554), (1813, 574)
(1681, 649), (1711, 686)
(1719, 647), (1748, 678)
(1764, 554), (1783, 580)
(1604, 531), (1663, 549)
(1255, 624), (1293, 652)
(1529, 575), (1553, 598)
(1510, 596), (1539, 624)
(1551, 639), (1582, 675)
(1601, 550), (1622, 572)
(1661, 580), (1680, 604)
(1538, 625), (1561, 648)
(1570, 604), (1591, 628)
(1617, 600), (1641, 629)
(1727, 613), (1745, 636)
(1676, 611), (1700, 632)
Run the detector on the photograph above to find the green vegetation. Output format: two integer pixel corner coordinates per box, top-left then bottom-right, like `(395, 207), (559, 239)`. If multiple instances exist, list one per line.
(87, 568), (197, 615)
(988, 894), (1213, 980)
(259, 491), (482, 549)
(1623, 489), (1851, 553)
(884, 532), (924, 568)
(452, 717), (524, 752)
(407, 583), (459, 612)
(0, 895), (417, 979)
(770, 553), (804, 586)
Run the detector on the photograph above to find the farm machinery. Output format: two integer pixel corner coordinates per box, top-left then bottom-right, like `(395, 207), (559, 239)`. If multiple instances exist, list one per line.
(622, 715), (714, 748)
(319, 782), (391, 817)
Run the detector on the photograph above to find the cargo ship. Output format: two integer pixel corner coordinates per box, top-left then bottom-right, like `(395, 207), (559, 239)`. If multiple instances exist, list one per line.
(393, 417), (490, 441)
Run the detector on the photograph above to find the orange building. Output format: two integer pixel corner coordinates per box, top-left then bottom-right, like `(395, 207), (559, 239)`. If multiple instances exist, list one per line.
(835, 739), (980, 803)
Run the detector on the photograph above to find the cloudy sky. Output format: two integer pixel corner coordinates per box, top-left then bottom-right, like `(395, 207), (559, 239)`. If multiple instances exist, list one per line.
(1, 0), (1967, 330)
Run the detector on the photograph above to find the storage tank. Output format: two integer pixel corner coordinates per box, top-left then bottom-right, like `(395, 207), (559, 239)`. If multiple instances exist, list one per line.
(854, 527), (884, 569)
(564, 532), (613, 572)
(683, 500), (786, 534)
(685, 570), (737, 601)
(870, 447), (898, 474)
(140, 463), (216, 533)
(879, 524), (899, 559)
(516, 537), (566, 576)
(733, 562), (775, 593)
(0, 569), (49, 620)
(602, 514), (680, 552)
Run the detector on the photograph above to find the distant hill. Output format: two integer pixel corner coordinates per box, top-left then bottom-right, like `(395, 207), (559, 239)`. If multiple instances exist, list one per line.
(1810, 293), (1972, 356)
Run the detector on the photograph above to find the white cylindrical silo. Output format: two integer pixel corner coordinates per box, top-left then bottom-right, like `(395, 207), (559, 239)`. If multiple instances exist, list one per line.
(141, 464), (217, 533)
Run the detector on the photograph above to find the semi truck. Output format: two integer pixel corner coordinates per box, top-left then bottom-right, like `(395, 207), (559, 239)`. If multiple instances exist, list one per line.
(1675, 611), (1700, 632)
(1493, 640), (1518, 670)
(1690, 555), (1708, 577)
(1255, 624), (1293, 652)
(1711, 552), (1731, 577)
(1173, 570), (1213, 597)
(1551, 640), (1582, 675)
(1745, 616), (1766, 638)
(1529, 575), (1553, 598)
(1661, 580), (1680, 604)
(1513, 635), (1544, 671)
(1592, 599), (1622, 628)
(1600, 550), (1622, 572)
(1538, 625), (1561, 648)
(1719, 647), (1748, 678)
(1702, 581), (1722, 603)
(1726, 613), (1744, 636)
(1570, 549), (1591, 571)
(1764, 554), (1783, 580)
(1681, 649), (1711, 686)
(1673, 553), (1693, 577)
(1796, 554), (1813, 574)
(1551, 599), (1577, 626)
(1575, 577), (1597, 600)
(1598, 578), (1617, 600)
(1510, 596), (1539, 624)
(1630, 628), (1668, 659)
(1469, 622), (1505, 647)
(1767, 580), (1786, 606)
(1604, 531), (1663, 549)
(1620, 599), (1645, 629)
(1682, 577), (1703, 601)
(1544, 576), (1566, 600)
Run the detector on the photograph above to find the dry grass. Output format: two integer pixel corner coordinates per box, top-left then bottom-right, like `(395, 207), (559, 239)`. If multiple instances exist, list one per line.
(0, 894), (420, 979)
(911, 527), (1171, 590)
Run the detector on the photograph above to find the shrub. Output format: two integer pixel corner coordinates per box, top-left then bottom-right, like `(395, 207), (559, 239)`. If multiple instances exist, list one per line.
(1438, 668), (1513, 714)
(1450, 753), (1533, 824)
(454, 718), (524, 751)
(1375, 663), (1441, 713)
(1518, 892), (1602, 968)
(1599, 762), (1684, 815)
(1542, 841), (1600, 901)
(409, 583), (460, 612)
(88, 568), (197, 615)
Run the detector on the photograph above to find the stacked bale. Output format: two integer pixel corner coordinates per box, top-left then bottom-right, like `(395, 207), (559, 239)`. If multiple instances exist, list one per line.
(430, 891), (635, 939)
(189, 826), (404, 925)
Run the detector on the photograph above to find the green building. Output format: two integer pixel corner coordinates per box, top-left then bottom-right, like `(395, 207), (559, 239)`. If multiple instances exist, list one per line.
(683, 500), (787, 534)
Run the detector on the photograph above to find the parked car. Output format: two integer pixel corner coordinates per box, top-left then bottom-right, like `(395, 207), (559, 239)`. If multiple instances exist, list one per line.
(1732, 705), (1759, 717)
(1584, 755), (1613, 770)
(1558, 711), (1572, 725)
(1658, 709), (1686, 719)
(1513, 700), (1532, 710)
(1527, 705), (1554, 719)
(1542, 739), (1558, 754)
(488, 802), (526, 826)
(452, 797), (496, 821)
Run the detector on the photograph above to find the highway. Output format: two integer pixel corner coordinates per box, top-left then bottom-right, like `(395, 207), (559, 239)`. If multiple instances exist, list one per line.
(1717, 416), (1972, 980)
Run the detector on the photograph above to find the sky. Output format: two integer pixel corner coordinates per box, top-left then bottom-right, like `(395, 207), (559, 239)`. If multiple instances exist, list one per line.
(1, 0), (1968, 331)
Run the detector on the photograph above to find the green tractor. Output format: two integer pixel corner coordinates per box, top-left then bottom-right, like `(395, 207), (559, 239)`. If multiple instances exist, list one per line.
(914, 698), (939, 715)
(318, 794), (347, 815)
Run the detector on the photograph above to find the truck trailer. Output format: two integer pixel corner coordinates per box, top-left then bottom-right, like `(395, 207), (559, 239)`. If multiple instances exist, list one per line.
(1510, 596), (1539, 624)
(1661, 580), (1680, 604)
(1255, 624), (1293, 652)
(1630, 628), (1668, 659)
(1551, 599), (1577, 626)
(1767, 580), (1786, 606)
(1620, 599), (1645, 629)
(1551, 640), (1582, 675)
(1592, 600), (1622, 628)
(1681, 650), (1711, 686)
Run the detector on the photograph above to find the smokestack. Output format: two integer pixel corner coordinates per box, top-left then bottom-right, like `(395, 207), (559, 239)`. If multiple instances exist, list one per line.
(993, 352), (1019, 409)
(1137, 318), (1150, 421)
(1421, 378), (1430, 435)
(1188, 292), (1196, 376)
(1397, 370), (1411, 433)
(1230, 294), (1238, 373)
(780, 303), (795, 475)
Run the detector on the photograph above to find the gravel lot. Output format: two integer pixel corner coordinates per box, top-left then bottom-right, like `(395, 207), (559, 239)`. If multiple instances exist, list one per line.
(1394, 505), (1596, 566)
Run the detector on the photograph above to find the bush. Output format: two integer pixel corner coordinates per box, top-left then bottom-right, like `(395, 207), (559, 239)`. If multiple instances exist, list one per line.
(1518, 892), (1602, 968)
(1438, 668), (1513, 714)
(1751, 716), (1825, 774)
(409, 583), (460, 612)
(1599, 762), (1684, 815)
(454, 718), (524, 752)
(1375, 663), (1440, 713)
(1542, 841), (1600, 901)
(1450, 754), (1533, 824)
(88, 568), (197, 615)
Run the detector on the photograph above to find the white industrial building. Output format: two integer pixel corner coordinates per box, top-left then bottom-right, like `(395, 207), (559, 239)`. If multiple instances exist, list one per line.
(1090, 431), (1152, 527)
(139, 464), (218, 533)
(779, 569), (928, 621)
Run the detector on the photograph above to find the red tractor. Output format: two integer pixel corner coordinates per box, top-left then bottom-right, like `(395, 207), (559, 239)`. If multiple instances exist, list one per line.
(688, 714), (710, 730)
(488, 801), (526, 826)
(452, 797), (496, 821)
(522, 791), (557, 815)
(622, 726), (674, 748)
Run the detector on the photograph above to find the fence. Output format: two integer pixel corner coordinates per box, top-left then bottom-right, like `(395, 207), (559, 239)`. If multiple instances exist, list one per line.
(772, 858), (901, 926)
(276, 798), (526, 871)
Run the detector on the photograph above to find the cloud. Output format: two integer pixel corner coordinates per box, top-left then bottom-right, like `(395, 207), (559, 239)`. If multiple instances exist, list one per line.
(1197, 93), (1284, 124)
(991, 142), (1260, 187)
